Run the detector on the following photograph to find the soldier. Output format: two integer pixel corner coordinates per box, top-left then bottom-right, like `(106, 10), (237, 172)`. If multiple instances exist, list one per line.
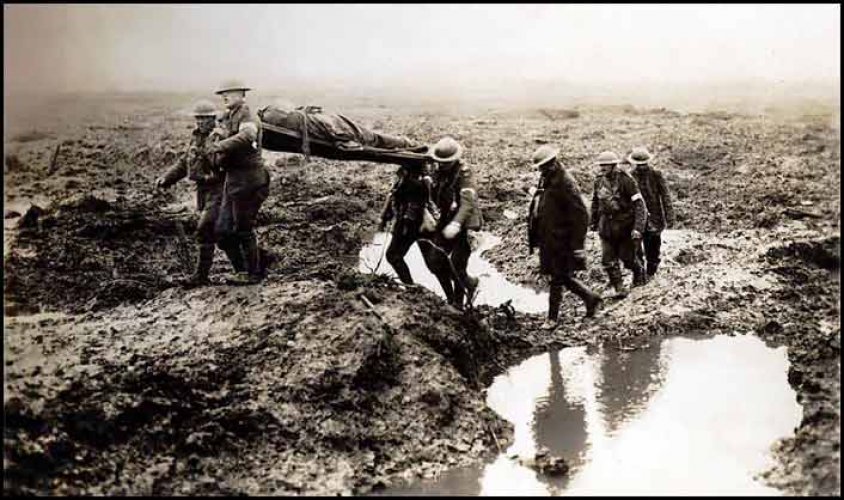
(378, 161), (435, 285)
(155, 100), (235, 287)
(204, 79), (271, 286)
(528, 146), (602, 329)
(590, 150), (647, 297)
(628, 146), (675, 279)
(419, 137), (482, 310)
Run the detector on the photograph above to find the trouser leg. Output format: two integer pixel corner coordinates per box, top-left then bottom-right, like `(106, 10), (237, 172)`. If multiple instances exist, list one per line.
(420, 238), (455, 304)
(548, 278), (563, 322)
(215, 194), (245, 273)
(448, 231), (473, 307)
(232, 185), (268, 277)
(644, 231), (662, 276)
(619, 236), (647, 287)
(560, 274), (603, 317)
(386, 225), (417, 285)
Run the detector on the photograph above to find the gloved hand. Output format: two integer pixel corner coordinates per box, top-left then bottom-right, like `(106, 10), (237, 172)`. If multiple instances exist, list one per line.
(631, 229), (642, 240)
(442, 221), (462, 240)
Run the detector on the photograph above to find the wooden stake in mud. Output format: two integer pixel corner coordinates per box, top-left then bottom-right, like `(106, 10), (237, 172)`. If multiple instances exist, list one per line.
(358, 293), (395, 356)
(47, 143), (62, 175)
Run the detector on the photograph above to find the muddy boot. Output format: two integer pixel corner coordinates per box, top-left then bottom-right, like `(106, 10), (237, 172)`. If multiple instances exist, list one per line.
(228, 232), (263, 286)
(606, 265), (628, 298)
(543, 284), (562, 330)
(181, 244), (214, 288)
(632, 262), (647, 288)
(566, 277), (603, 318)
(647, 260), (659, 278)
(218, 235), (246, 274)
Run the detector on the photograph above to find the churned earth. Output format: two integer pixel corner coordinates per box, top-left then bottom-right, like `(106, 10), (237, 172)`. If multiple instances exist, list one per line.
(4, 93), (840, 495)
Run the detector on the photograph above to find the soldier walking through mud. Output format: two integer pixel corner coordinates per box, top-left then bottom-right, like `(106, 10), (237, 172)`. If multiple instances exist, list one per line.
(378, 161), (436, 285)
(528, 145), (603, 329)
(205, 79), (272, 286)
(154, 100), (231, 288)
(628, 146), (675, 279)
(590, 150), (647, 297)
(419, 137), (483, 310)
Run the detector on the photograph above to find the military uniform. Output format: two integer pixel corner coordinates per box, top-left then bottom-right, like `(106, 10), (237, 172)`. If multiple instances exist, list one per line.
(590, 168), (647, 290)
(420, 160), (482, 307)
(632, 164), (675, 276)
(529, 161), (601, 320)
(379, 163), (432, 284)
(212, 102), (271, 279)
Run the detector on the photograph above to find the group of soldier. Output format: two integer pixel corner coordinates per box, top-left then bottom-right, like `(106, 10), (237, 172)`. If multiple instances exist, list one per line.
(158, 80), (674, 330)
(155, 80), (270, 287)
(379, 141), (674, 329)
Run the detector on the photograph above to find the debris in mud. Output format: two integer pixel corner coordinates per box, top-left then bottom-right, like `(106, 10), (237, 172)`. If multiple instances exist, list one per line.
(17, 204), (45, 229)
(5, 209), (22, 219)
(512, 448), (569, 477)
(765, 236), (840, 271)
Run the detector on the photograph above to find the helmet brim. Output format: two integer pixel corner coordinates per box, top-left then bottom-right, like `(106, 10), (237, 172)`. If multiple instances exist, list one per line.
(215, 87), (251, 95)
(430, 144), (463, 163)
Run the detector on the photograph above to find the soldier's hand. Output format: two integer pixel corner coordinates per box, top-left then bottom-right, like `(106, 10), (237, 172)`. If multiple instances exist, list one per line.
(378, 219), (387, 233)
(443, 221), (462, 240)
(631, 229), (643, 240)
(154, 177), (166, 190)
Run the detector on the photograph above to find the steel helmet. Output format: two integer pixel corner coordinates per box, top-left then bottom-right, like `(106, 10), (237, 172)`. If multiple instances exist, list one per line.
(215, 79), (251, 95)
(596, 151), (620, 165)
(192, 99), (217, 117)
(430, 136), (463, 163)
(627, 146), (654, 165)
(531, 145), (559, 169)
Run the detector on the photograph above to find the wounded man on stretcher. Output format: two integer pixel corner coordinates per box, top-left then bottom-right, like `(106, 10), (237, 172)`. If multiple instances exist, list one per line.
(258, 102), (428, 158)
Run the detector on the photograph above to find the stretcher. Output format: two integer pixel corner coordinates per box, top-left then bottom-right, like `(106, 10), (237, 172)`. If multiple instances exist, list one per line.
(257, 108), (431, 166)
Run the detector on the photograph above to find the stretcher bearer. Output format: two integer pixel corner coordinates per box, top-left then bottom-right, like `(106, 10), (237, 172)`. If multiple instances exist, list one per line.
(590, 151), (647, 297)
(155, 100), (232, 287)
(628, 146), (675, 279)
(420, 137), (483, 310)
(205, 79), (272, 285)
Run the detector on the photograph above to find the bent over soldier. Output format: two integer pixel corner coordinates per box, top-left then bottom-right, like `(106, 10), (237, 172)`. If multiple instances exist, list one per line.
(528, 145), (602, 329)
(420, 137), (483, 310)
(155, 100), (232, 288)
(590, 151), (647, 297)
(628, 146), (675, 279)
(378, 161), (435, 285)
(206, 79), (271, 286)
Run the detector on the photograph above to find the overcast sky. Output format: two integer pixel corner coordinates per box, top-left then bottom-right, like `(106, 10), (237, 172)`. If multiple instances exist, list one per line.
(4, 4), (840, 96)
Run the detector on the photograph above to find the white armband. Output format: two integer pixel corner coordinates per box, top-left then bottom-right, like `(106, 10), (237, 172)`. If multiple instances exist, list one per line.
(631, 193), (643, 202)
(238, 121), (258, 141)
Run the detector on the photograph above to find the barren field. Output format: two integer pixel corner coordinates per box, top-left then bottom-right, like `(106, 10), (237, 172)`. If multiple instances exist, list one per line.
(3, 93), (840, 495)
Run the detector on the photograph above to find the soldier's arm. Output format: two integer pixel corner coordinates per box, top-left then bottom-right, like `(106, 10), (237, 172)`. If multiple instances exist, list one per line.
(656, 170), (676, 227)
(210, 113), (259, 157)
(159, 154), (188, 188)
(450, 166), (479, 227)
(624, 173), (647, 234)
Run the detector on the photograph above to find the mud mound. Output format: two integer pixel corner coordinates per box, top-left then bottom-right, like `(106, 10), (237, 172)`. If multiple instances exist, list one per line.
(4, 195), (195, 313)
(765, 236), (840, 271)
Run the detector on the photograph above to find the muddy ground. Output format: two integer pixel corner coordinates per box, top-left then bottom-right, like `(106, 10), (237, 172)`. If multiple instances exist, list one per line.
(4, 94), (840, 495)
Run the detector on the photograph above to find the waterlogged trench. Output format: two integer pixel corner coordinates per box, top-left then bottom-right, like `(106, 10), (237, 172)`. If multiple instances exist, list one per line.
(359, 232), (803, 495)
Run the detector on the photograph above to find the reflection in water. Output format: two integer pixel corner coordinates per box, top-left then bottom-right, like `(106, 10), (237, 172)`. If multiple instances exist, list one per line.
(376, 335), (802, 496)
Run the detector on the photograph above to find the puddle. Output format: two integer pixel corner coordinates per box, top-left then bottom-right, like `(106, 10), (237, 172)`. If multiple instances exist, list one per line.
(377, 334), (802, 496)
(359, 232), (548, 314)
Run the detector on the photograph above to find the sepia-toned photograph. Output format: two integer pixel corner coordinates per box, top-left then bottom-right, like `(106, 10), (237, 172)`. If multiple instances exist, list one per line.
(3, 3), (840, 496)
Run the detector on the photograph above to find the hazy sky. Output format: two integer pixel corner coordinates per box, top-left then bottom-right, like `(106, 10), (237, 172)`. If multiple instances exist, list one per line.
(4, 4), (840, 95)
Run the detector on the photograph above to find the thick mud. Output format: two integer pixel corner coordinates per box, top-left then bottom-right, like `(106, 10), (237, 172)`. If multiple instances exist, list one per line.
(4, 95), (840, 495)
